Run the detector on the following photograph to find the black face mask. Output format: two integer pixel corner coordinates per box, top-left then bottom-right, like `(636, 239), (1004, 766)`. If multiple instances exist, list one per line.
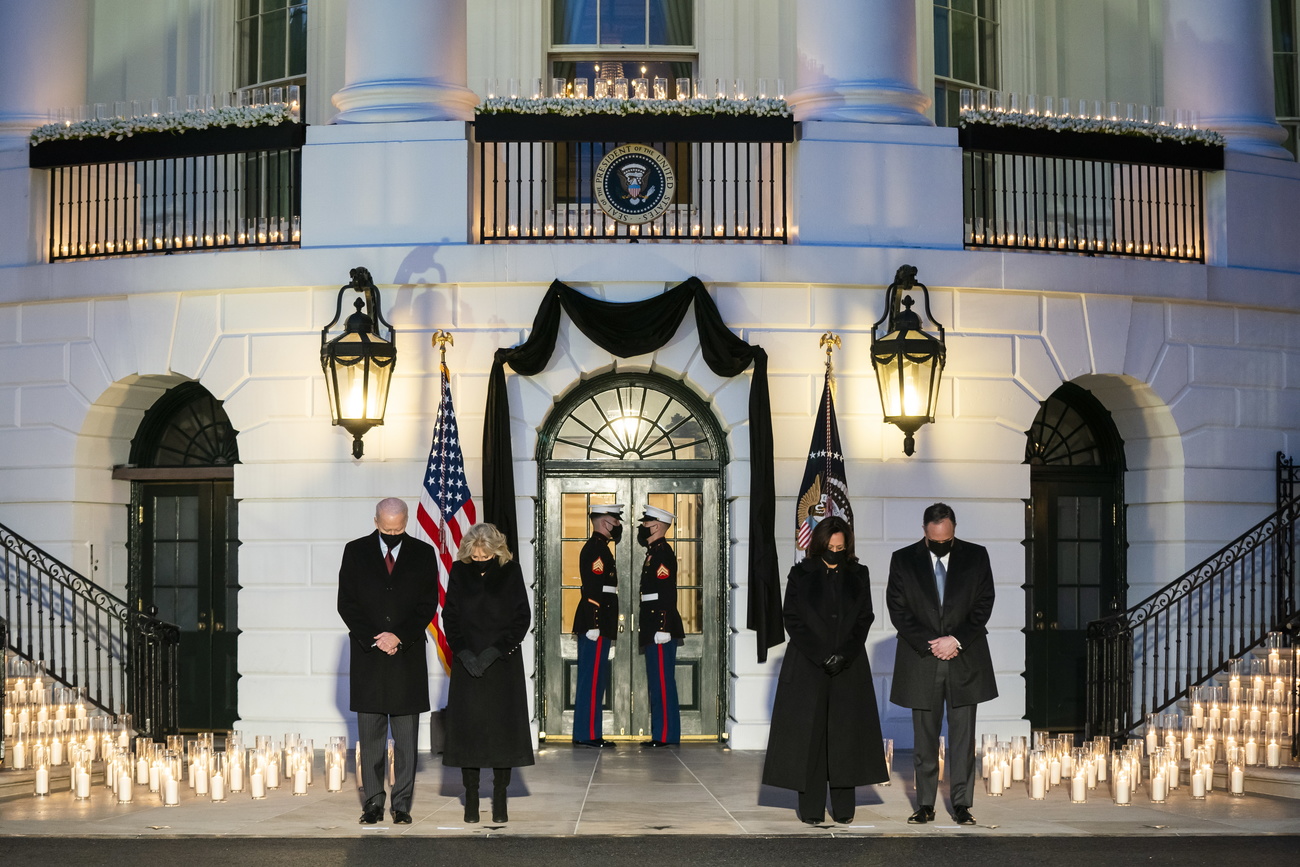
(637, 526), (653, 547)
(608, 523), (623, 543)
(927, 538), (953, 557)
(822, 549), (846, 567)
(381, 531), (406, 550)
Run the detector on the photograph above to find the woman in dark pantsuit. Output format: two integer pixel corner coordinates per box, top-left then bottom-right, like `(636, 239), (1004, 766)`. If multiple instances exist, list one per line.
(441, 523), (534, 823)
(761, 516), (888, 824)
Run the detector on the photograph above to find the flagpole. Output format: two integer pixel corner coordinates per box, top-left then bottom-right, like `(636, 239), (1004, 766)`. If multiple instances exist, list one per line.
(432, 330), (454, 674)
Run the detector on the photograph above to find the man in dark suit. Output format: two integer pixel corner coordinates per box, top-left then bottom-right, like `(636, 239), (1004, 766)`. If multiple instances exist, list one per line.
(337, 497), (440, 825)
(886, 502), (997, 827)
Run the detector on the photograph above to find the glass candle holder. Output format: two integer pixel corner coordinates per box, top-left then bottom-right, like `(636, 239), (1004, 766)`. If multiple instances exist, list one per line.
(573, 78), (589, 99)
(653, 77), (667, 99)
(552, 77), (567, 98)
(632, 77), (649, 99)
(210, 753), (227, 802)
(594, 79), (609, 99)
(675, 77), (691, 100)
(614, 78), (629, 99)
(1228, 747), (1246, 796)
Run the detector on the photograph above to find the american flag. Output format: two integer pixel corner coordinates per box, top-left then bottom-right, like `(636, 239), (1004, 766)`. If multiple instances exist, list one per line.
(413, 360), (476, 673)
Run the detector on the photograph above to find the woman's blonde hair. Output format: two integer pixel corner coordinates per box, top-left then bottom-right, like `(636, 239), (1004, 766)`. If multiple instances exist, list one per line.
(455, 522), (514, 564)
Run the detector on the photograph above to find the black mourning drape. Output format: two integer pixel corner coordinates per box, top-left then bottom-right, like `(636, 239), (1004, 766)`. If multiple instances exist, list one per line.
(482, 277), (784, 661)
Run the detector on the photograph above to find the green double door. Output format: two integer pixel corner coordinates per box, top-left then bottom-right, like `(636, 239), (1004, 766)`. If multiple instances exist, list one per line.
(136, 481), (239, 731)
(540, 475), (724, 741)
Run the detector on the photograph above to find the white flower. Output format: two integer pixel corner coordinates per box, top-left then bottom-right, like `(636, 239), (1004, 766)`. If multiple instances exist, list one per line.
(958, 108), (1224, 147)
(475, 96), (791, 119)
(30, 104), (295, 145)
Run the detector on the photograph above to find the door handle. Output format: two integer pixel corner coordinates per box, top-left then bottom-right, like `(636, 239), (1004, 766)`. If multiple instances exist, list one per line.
(1034, 611), (1045, 631)
(618, 613), (625, 633)
(1049, 621), (1058, 630)
(197, 622), (207, 632)
(213, 622), (225, 632)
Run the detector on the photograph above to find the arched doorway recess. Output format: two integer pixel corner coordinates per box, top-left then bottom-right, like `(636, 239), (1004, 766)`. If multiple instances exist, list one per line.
(1024, 381), (1127, 732)
(536, 372), (728, 741)
(120, 381), (241, 731)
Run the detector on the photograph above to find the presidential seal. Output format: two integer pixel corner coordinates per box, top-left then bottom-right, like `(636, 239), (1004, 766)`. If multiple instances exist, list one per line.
(593, 144), (676, 224)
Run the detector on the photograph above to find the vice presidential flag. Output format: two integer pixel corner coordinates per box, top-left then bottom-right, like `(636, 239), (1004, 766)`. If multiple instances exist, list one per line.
(795, 371), (854, 551)
(413, 360), (477, 673)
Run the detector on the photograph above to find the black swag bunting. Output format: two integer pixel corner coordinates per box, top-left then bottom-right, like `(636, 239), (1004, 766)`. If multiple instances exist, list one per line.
(481, 277), (784, 662)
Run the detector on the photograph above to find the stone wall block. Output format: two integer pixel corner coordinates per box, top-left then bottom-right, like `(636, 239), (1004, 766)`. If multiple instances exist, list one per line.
(1168, 385), (1236, 434)
(1192, 345), (1285, 389)
(238, 543), (312, 586)
(1149, 344), (1190, 404)
(223, 289), (313, 334)
(20, 301), (90, 343)
(944, 335), (1014, 378)
(0, 386), (15, 426)
(1124, 301), (1169, 382)
(954, 291), (1040, 334)
(67, 341), (112, 406)
(126, 293), (180, 375)
(18, 384), (88, 432)
(198, 335), (250, 401)
(237, 588), (341, 630)
(1236, 387), (1300, 431)
(1042, 295), (1092, 380)
(1013, 336), (1064, 401)
(953, 378), (1041, 429)
(1083, 294), (1133, 375)
(1169, 303), (1235, 346)
(0, 343), (65, 386)
(1182, 426), (1286, 471)
(238, 632), (312, 675)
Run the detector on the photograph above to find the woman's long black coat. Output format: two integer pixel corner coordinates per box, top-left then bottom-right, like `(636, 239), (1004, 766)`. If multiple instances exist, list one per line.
(441, 558), (536, 769)
(761, 557), (888, 791)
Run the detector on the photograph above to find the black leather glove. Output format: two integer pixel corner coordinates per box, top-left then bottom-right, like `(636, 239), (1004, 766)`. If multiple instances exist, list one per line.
(477, 646), (501, 671)
(822, 654), (846, 676)
(459, 650), (483, 677)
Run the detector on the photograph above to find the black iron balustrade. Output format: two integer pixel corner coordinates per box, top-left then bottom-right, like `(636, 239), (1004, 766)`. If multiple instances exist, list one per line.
(0, 520), (179, 739)
(1086, 452), (1299, 742)
(960, 124), (1221, 263)
(30, 122), (305, 262)
(475, 113), (793, 243)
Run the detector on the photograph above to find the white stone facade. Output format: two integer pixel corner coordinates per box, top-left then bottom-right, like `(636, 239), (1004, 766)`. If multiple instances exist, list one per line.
(0, 2), (1298, 751)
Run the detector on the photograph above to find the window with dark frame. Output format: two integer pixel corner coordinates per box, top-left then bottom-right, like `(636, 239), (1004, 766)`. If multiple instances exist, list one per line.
(1274, 0), (1299, 157)
(933, 0), (999, 127)
(236, 0), (307, 98)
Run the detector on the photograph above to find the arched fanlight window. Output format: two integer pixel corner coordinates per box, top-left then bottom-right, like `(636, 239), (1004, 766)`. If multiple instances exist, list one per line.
(1024, 383), (1122, 468)
(130, 382), (240, 468)
(545, 376), (719, 462)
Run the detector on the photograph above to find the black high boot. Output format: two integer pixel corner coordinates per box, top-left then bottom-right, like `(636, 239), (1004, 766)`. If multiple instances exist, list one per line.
(492, 767), (511, 823)
(461, 767), (480, 823)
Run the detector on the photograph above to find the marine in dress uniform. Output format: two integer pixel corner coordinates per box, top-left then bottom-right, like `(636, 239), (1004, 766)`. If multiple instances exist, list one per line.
(572, 503), (623, 747)
(636, 505), (685, 747)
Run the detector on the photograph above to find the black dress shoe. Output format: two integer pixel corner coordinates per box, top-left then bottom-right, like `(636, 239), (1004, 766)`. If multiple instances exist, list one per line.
(907, 806), (935, 824)
(800, 816), (825, 825)
(574, 738), (615, 748)
(392, 810), (412, 825)
(833, 815), (854, 825)
(640, 740), (668, 748)
(953, 806), (976, 826)
(359, 804), (384, 825)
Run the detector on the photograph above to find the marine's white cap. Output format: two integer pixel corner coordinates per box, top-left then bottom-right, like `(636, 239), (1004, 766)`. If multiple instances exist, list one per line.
(589, 503), (625, 518)
(639, 505), (675, 525)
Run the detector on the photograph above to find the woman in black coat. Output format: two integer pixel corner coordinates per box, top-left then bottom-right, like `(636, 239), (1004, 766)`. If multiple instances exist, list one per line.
(761, 516), (888, 824)
(441, 523), (535, 823)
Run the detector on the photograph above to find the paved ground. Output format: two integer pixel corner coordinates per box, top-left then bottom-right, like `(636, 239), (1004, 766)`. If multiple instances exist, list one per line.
(0, 745), (1296, 841)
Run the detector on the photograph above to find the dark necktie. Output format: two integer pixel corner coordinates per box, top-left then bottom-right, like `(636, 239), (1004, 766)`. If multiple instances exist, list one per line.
(934, 557), (946, 601)
(385, 549), (395, 575)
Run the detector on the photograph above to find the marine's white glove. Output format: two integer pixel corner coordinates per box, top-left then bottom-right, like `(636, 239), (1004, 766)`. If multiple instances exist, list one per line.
(608, 644), (616, 660)
(654, 631), (671, 645)
(585, 628), (600, 641)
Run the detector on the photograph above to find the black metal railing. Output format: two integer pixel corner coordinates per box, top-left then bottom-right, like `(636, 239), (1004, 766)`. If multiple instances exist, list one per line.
(959, 124), (1220, 263)
(1086, 452), (1299, 741)
(31, 122), (305, 262)
(0, 520), (179, 738)
(475, 114), (793, 243)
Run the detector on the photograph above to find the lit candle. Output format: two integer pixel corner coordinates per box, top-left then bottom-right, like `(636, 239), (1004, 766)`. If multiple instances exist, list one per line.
(1266, 741), (1281, 768)
(149, 764), (160, 793)
(76, 768), (92, 800)
(1071, 772), (1086, 803)
(1085, 759), (1097, 789)
(211, 772), (225, 802)
(118, 771), (133, 803)
(982, 752), (992, 779)
(230, 759), (244, 792)
(1061, 752), (1074, 778)
(250, 771), (266, 800)
(293, 767), (308, 795)
(1245, 739), (1258, 766)
(1230, 765), (1245, 795)
(195, 765), (209, 796)
(1150, 771), (1166, 802)
(1049, 757), (1062, 786)
(35, 768), (50, 796)
(1115, 770), (1131, 805)
(1191, 768), (1206, 799)
(1030, 771), (1045, 800)
(988, 763), (1003, 795)
(12, 740), (26, 769)
(328, 765), (342, 792)
(1011, 753), (1025, 781)
(164, 774), (179, 806)
(136, 756), (149, 785)
(51, 738), (63, 766)
(1202, 763), (1214, 792)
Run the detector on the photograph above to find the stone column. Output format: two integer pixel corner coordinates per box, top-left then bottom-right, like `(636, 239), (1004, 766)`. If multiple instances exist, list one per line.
(0, 0), (89, 144)
(331, 0), (478, 123)
(1164, 0), (1290, 160)
(790, 0), (930, 124)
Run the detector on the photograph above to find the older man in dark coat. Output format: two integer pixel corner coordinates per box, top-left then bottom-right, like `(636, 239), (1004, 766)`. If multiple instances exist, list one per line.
(337, 497), (440, 825)
(886, 502), (997, 827)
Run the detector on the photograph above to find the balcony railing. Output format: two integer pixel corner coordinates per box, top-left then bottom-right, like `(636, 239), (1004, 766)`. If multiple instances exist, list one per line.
(30, 122), (305, 262)
(474, 113), (793, 243)
(959, 124), (1222, 263)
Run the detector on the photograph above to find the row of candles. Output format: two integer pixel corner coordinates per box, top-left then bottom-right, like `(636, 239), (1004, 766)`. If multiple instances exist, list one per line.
(499, 215), (782, 240)
(959, 88), (1199, 129)
(50, 87), (303, 127)
(56, 217), (302, 259)
(980, 732), (1256, 804)
(486, 75), (784, 102)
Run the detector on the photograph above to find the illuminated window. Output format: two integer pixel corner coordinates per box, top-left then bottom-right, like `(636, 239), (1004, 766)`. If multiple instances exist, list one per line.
(236, 0), (307, 95)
